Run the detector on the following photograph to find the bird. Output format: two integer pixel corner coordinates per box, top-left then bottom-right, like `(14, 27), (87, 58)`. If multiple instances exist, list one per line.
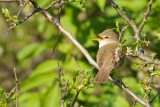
(94, 29), (123, 83)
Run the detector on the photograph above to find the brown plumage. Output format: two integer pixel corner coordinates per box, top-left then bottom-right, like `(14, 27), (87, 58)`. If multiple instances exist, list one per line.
(94, 29), (123, 83)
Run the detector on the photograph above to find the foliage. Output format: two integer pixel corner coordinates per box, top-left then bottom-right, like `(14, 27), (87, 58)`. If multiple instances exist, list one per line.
(2, 8), (18, 26)
(0, 0), (160, 107)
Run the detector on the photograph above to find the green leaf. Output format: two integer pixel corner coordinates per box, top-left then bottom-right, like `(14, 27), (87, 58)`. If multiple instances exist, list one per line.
(34, 0), (52, 7)
(57, 43), (72, 53)
(21, 71), (55, 92)
(151, 71), (160, 76)
(73, 70), (79, 82)
(2, 8), (10, 18)
(12, 15), (19, 23)
(19, 92), (40, 107)
(31, 60), (59, 77)
(42, 84), (60, 107)
(21, 60), (59, 91)
(17, 43), (39, 61)
(116, 21), (120, 33)
(113, 96), (129, 107)
(97, 0), (106, 11)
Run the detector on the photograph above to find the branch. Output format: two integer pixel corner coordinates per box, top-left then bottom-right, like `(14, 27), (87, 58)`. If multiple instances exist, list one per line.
(118, 22), (127, 42)
(5, 0), (60, 33)
(7, 68), (19, 107)
(138, 0), (153, 33)
(45, 0), (61, 11)
(71, 85), (82, 107)
(110, 0), (138, 35)
(150, 92), (159, 104)
(110, 0), (154, 42)
(130, 54), (160, 65)
(5, 9), (38, 33)
(27, 3), (98, 68)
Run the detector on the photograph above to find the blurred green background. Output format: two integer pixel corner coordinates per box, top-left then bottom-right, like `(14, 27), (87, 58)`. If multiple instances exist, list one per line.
(0, 0), (160, 107)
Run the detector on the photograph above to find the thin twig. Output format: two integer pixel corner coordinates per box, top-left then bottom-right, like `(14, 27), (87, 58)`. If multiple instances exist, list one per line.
(71, 89), (80, 107)
(150, 92), (159, 104)
(45, 0), (60, 10)
(110, 0), (154, 42)
(17, 3), (27, 16)
(71, 84), (83, 107)
(118, 22), (127, 42)
(5, 9), (38, 33)
(52, 32), (61, 55)
(110, 0), (138, 34)
(73, 56), (83, 73)
(13, 68), (19, 107)
(138, 0), (153, 33)
(137, 54), (160, 65)
(131, 100), (136, 107)
(55, 1), (63, 23)
(7, 86), (16, 99)
(5, 0), (61, 33)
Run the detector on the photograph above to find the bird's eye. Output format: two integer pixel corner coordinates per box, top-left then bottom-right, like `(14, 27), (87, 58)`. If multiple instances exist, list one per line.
(105, 37), (108, 38)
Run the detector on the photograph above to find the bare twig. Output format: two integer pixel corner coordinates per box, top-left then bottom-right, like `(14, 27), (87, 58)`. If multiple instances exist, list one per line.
(7, 68), (19, 107)
(150, 92), (159, 104)
(131, 100), (136, 107)
(5, 9), (38, 33)
(56, 1), (63, 23)
(5, 0), (61, 33)
(71, 85), (83, 107)
(118, 22), (127, 42)
(17, 3), (27, 16)
(45, 0), (60, 10)
(110, 0), (138, 35)
(13, 68), (19, 107)
(138, 0), (153, 34)
(73, 56), (83, 73)
(52, 32), (61, 55)
(7, 86), (16, 99)
(110, 0), (154, 43)
(137, 54), (160, 65)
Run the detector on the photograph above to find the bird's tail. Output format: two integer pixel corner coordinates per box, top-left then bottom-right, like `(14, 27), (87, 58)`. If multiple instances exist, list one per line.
(94, 69), (110, 83)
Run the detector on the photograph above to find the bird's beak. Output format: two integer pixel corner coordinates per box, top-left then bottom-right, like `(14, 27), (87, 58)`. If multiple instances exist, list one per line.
(91, 38), (103, 41)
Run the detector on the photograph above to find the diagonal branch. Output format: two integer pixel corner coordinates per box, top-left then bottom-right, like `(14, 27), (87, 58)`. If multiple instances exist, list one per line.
(28, 0), (151, 106)
(110, 0), (154, 42)
(109, 0), (138, 34)
(110, 0), (159, 66)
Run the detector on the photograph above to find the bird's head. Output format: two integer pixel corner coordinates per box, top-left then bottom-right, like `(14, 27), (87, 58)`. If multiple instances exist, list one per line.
(92, 29), (118, 48)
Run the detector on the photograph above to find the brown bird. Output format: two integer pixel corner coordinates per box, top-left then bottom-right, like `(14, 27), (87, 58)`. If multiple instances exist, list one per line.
(94, 29), (123, 83)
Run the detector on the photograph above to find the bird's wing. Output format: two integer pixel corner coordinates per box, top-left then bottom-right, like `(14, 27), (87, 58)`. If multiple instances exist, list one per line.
(97, 42), (119, 70)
